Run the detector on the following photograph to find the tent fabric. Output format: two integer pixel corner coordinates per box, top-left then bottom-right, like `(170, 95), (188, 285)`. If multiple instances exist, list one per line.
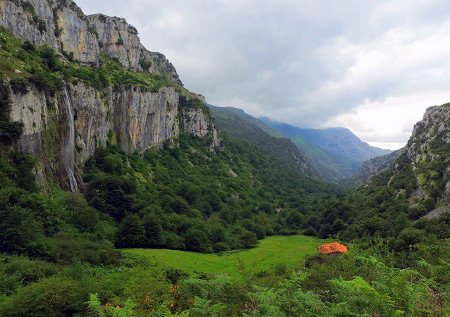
(319, 242), (348, 254)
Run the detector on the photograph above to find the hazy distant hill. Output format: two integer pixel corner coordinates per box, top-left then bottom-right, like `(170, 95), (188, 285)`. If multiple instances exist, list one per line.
(260, 118), (391, 181)
(208, 105), (319, 178)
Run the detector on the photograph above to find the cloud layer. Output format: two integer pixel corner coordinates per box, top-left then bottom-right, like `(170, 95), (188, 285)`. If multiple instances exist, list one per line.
(77, 0), (450, 149)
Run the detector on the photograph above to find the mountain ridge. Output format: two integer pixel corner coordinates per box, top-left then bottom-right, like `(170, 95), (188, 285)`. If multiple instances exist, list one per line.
(260, 117), (391, 181)
(208, 105), (319, 178)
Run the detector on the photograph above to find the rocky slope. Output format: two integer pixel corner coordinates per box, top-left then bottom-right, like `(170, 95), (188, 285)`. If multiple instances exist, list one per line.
(359, 148), (404, 182)
(0, 0), (180, 82)
(371, 104), (449, 217)
(0, 0), (219, 190)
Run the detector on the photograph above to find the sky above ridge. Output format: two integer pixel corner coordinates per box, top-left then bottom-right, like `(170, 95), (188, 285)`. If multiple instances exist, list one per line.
(77, 0), (450, 150)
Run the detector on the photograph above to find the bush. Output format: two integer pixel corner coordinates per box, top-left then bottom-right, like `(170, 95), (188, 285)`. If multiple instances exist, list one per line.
(184, 228), (212, 253)
(21, 40), (36, 52)
(139, 58), (152, 71)
(9, 78), (29, 94)
(304, 226), (317, 236)
(116, 213), (145, 247)
(0, 120), (24, 145)
(38, 233), (121, 265)
(0, 276), (82, 317)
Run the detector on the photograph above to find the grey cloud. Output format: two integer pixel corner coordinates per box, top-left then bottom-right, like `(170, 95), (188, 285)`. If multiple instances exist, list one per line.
(76, 0), (450, 136)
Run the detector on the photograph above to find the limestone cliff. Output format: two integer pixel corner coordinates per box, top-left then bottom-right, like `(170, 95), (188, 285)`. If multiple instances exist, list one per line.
(0, 0), (99, 64)
(401, 104), (450, 214)
(88, 14), (181, 85)
(7, 79), (219, 189)
(0, 0), (180, 80)
(371, 104), (450, 218)
(1, 0), (220, 191)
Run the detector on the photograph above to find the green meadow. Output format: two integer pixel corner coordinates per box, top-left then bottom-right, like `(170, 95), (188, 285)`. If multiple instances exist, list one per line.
(124, 235), (328, 277)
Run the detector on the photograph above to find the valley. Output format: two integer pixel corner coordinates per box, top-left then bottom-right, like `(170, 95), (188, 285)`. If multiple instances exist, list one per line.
(125, 235), (328, 278)
(0, 0), (448, 316)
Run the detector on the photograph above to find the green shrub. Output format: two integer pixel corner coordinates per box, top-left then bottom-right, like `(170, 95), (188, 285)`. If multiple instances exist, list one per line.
(139, 58), (152, 71)
(0, 276), (82, 317)
(9, 77), (29, 94)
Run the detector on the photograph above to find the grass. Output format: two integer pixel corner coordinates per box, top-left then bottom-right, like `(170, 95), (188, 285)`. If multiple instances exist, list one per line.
(124, 235), (328, 278)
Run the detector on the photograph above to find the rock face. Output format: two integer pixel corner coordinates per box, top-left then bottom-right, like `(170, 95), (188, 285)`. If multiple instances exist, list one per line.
(0, 0), (180, 79)
(0, 0), (99, 64)
(8, 81), (219, 189)
(359, 148), (404, 182)
(403, 105), (450, 209)
(374, 104), (450, 217)
(88, 14), (181, 85)
(1, 0), (219, 190)
(0, 0), (59, 51)
(181, 107), (221, 148)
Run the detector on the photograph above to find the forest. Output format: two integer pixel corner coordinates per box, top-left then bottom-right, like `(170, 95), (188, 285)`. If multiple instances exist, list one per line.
(0, 24), (448, 316)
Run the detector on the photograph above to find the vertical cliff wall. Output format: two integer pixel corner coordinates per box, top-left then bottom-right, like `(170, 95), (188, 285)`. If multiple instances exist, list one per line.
(1, 0), (220, 190)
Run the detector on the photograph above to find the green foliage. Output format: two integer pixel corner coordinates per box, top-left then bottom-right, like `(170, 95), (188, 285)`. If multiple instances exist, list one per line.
(0, 18), (448, 317)
(139, 58), (152, 71)
(0, 26), (175, 97)
(9, 77), (29, 94)
(83, 135), (334, 252)
(86, 293), (137, 317)
(0, 79), (23, 145)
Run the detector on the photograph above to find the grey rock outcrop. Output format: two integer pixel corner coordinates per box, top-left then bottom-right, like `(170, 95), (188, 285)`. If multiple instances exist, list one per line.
(8, 81), (219, 189)
(0, 0), (99, 64)
(405, 104), (450, 212)
(0, 0), (59, 50)
(0, 0), (180, 79)
(371, 104), (450, 217)
(359, 148), (404, 182)
(181, 107), (221, 148)
(88, 14), (181, 85)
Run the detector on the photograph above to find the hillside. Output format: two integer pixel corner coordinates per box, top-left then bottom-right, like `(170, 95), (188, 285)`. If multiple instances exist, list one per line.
(208, 105), (318, 178)
(0, 1), (449, 316)
(358, 148), (404, 182)
(339, 103), (449, 240)
(0, 0), (220, 192)
(373, 104), (450, 217)
(0, 10), (334, 255)
(261, 118), (391, 181)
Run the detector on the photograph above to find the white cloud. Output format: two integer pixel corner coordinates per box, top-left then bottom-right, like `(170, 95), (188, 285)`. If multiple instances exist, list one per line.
(326, 91), (450, 149)
(76, 0), (450, 148)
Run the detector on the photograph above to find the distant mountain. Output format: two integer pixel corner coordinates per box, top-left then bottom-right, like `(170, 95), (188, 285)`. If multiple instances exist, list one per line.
(208, 106), (319, 178)
(260, 118), (391, 182)
(214, 107), (284, 138)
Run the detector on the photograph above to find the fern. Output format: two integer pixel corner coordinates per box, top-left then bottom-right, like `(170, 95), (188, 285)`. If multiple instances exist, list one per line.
(86, 293), (102, 317)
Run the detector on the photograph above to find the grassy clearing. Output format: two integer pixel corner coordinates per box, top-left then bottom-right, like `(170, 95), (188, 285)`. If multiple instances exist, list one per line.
(124, 235), (328, 278)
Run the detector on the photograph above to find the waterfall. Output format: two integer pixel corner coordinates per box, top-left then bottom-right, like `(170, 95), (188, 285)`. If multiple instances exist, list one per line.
(62, 85), (78, 192)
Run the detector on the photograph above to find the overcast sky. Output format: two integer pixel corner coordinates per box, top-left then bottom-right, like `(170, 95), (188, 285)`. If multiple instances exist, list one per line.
(77, 0), (450, 150)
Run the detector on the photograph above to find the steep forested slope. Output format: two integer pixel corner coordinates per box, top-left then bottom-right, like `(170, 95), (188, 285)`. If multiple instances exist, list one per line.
(208, 105), (318, 178)
(334, 103), (449, 242)
(0, 1), (448, 316)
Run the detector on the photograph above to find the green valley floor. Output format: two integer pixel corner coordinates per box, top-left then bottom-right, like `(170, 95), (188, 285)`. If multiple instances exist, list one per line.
(125, 235), (329, 278)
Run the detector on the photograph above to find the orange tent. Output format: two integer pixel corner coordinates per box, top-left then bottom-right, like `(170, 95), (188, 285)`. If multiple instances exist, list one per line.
(319, 242), (348, 254)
